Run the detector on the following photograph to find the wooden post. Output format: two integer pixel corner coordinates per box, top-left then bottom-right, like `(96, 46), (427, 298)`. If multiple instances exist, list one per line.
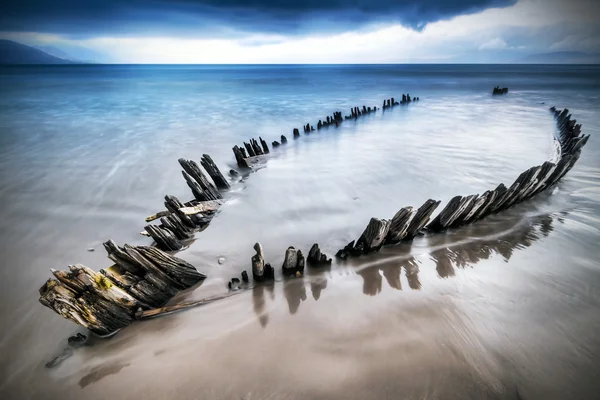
(307, 243), (332, 266)
(179, 158), (222, 200)
(259, 137), (270, 154)
(200, 154), (230, 190)
(232, 145), (250, 169)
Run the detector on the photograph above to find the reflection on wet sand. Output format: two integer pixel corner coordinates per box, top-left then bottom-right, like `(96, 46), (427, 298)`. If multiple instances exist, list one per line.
(79, 362), (130, 388)
(429, 213), (559, 278)
(251, 213), (562, 324)
(283, 277), (307, 314)
(252, 281), (275, 328)
(306, 265), (329, 301)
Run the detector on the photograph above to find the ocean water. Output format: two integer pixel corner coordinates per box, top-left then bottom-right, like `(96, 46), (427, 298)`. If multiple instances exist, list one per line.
(0, 64), (599, 399)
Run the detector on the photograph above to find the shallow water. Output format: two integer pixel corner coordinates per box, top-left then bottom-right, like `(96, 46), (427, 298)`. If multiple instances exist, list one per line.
(0, 65), (599, 399)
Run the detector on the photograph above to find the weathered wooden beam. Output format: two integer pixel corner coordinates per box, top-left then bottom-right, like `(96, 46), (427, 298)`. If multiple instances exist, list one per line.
(145, 210), (170, 222)
(143, 224), (183, 251)
(232, 145), (250, 169)
(200, 154), (230, 190)
(40, 241), (205, 335)
(259, 137), (270, 154)
(178, 200), (223, 216)
(355, 218), (391, 255)
(178, 158), (222, 201)
(404, 199), (441, 240)
(385, 207), (416, 244)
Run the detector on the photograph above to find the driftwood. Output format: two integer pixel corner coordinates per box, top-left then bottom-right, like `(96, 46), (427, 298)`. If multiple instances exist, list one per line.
(39, 240), (205, 335)
(200, 154), (230, 190)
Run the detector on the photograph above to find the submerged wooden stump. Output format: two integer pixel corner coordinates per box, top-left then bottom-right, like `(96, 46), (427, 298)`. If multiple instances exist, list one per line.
(39, 241), (205, 336)
(252, 242), (265, 281)
(282, 246), (305, 276)
(307, 243), (332, 266)
(232, 146), (250, 169)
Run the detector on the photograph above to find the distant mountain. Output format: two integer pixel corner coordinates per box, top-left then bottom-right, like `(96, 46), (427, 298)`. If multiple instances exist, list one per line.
(35, 44), (110, 63)
(34, 45), (76, 61)
(0, 40), (78, 64)
(519, 51), (600, 64)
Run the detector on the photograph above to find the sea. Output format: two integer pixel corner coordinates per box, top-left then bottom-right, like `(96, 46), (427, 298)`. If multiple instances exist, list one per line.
(0, 64), (599, 399)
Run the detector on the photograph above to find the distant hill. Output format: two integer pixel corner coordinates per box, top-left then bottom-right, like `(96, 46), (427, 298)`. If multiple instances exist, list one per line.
(0, 40), (77, 64)
(519, 51), (600, 64)
(34, 45), (76, 61)
(35, 44), (108, 63)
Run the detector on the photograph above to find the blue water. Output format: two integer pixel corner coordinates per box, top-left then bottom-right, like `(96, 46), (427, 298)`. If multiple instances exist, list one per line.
(1, 65), (599, 399)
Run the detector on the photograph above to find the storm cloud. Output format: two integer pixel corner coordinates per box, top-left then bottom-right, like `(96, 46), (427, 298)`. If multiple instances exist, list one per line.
(0, 0), (517, 37)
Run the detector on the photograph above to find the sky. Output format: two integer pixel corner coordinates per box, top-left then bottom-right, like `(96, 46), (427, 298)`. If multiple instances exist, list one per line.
(0, 0), (599, 63)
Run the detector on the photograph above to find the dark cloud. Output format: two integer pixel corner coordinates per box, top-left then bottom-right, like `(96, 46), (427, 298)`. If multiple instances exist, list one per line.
(0, 0), (517, 37)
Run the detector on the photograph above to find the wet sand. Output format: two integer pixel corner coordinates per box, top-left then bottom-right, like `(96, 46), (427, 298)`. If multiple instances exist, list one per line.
(4, 208), (599, 400)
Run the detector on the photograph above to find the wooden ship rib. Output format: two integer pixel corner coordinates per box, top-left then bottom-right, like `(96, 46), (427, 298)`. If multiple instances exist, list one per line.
(39, 94), (589, 338)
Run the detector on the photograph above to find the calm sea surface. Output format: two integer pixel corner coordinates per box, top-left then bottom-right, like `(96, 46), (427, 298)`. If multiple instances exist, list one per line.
(0, 65), (599, 399)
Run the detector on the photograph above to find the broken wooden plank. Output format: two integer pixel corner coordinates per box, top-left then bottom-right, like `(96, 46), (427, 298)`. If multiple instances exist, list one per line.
(178, 200), (223, 216)
(145, 210), (170, 222)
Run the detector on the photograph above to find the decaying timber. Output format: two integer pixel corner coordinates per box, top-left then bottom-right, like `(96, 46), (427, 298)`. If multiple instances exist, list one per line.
(307, 243), (332, 266)
(337, 106), (589, 259)
(282, 246), (305, 276)
(200, 154), (230, 190)
(355, 218), (391, 255)
(39, 240), (205, 335)
(178, 200), (223, 216)
(250, 242), (274, 282)
(178, 158), (222, 201)
(39, 92), (425, 335)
